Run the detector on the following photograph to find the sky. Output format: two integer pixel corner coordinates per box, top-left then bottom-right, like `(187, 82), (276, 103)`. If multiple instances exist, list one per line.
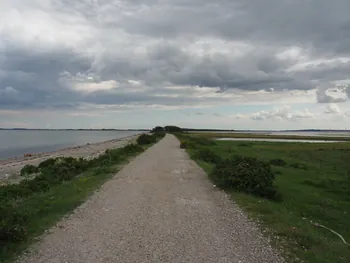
(1, 0), (350, 130)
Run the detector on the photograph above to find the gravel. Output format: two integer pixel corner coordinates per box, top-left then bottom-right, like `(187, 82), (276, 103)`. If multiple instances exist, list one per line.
(18, 134), (284, 263)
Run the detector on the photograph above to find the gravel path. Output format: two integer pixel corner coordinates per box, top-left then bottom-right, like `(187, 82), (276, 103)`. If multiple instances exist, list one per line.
(18, 134), (284, 263)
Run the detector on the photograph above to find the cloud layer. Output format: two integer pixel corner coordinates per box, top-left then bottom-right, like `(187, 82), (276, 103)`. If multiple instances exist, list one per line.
(1, 0), (350, 128)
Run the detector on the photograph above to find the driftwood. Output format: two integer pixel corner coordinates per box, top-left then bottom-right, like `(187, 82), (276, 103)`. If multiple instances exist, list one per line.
(311, 221), (349, 245)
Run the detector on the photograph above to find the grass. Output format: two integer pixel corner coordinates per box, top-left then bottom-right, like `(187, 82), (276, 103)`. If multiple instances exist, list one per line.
(190, 132), (350, 141)
(179, 133), (350, 263)
(1, 166), (118, 263)
(0, 136), (162, 263)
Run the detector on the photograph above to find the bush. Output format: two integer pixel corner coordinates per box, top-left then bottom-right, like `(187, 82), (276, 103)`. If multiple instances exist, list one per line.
(211, 155), (280, 200)
(194, 149), (221, 164)
(269, 158), (287, 166)
(38, 158), (56, 169)
(137, 134), (157, 145)
(151, 126), (165, 133)
(20, 165), (38, 176)
(122, 144), (144, 154)
(152, 131), (166, 138)
(164, 125), (182, 133)
(0, 203), (28, 244)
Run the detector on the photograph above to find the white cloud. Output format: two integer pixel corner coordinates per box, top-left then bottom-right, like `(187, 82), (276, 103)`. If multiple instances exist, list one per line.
(72, 80), (118, 93)
(277, 46), (308, 63)
(316, 84), (348, 103)
(233, 106), (315, 122)
(292, 108), (314, 119)
(58, 71), (118, 93)
(325, 103), (341, 114)
(251, 106), (291, 120)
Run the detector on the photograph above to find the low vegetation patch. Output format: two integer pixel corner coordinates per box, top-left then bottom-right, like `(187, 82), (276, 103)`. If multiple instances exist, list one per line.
(121, 143), (144, 154)
(237, 142), (252, 147)
(190, 136), (216, 147)
(193, 149), (221, 164)
(180, 140), (190, 149)
(176, 132), (350, 263)
(136, 133), (162, 145)
(211, 155), (280, 200)
(178, 134), (216, 150)
(290, 162), (308, 170)
(19, 164), (38, 177)
(0, 133), (160, 263)
(269, 158), (287, 166)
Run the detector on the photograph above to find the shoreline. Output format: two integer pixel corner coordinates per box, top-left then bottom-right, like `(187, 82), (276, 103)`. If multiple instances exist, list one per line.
(0, 134), (141, 183)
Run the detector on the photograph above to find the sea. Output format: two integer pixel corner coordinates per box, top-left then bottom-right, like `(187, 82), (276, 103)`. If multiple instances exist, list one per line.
(0, 130), (141, 160)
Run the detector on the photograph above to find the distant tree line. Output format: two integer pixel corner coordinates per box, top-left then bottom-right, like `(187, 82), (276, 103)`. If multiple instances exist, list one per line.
(151, 126), (183, 133)
(151, 126), (237, 133)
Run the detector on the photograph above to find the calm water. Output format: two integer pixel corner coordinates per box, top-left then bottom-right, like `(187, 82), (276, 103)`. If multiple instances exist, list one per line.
(0, 130), (141, 160)
(217, 131), (350, 137)
(217, 138), (346, 143)
(216, 131), (350, 142)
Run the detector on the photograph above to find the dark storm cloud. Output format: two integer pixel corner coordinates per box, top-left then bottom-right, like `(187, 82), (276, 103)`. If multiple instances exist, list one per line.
(100, 42), (313, 91)
(121, 0), (350, 54)
(0, 0), (349, 110)
(0, 44), (91, 109)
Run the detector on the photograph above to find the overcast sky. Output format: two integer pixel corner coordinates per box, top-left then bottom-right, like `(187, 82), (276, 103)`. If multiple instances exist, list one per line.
(1, 0), (350, 129)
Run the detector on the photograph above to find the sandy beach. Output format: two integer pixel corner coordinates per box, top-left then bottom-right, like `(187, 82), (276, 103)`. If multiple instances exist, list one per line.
(0, 134), (141, 184)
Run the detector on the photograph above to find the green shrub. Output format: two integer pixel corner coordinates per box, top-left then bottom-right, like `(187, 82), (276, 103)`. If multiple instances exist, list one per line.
(0, 203), (28, 244)
(164, 125), (182, 133)
(38, 158), (56, 169)
(269, 158), (287, 166)
(151, 126), (165, 133)
(20, 165), (38, 176)
(137, 134), (157, 145)
(211, 155), (280, 200)
(152, 131), (166, 138)
(40, 157), (88, 181)
(122, 144), (144, 154)
(194, 149), (221, 164)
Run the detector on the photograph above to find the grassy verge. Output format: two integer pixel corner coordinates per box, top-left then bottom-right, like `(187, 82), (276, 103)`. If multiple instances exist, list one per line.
(177, 133), (350, 263)
(190, 132), (350, 141)
(0, 133), (164, 263)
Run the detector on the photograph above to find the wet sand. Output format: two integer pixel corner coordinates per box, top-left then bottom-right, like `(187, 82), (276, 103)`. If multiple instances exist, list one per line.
(0, 134), (141, 184)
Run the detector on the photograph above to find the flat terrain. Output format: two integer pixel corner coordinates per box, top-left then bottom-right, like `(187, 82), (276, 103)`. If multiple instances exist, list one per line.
(18, 134), (283, 263)
(182, 134), (350, 263)
(193, 132), (350, 141)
